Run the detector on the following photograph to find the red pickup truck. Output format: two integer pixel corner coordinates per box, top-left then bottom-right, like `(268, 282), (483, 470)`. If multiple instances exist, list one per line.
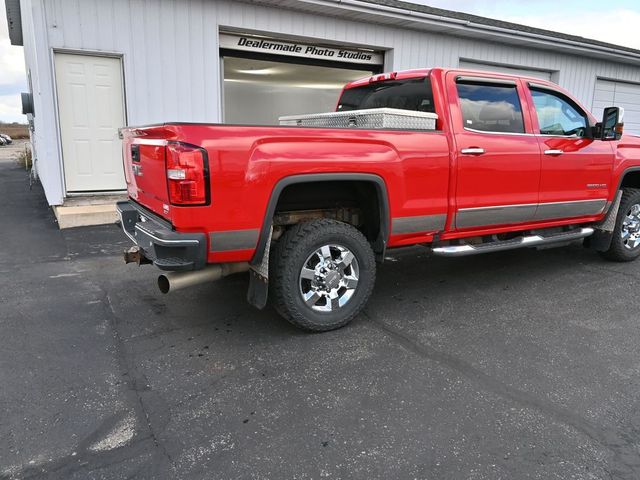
(117, 67), (639, 331)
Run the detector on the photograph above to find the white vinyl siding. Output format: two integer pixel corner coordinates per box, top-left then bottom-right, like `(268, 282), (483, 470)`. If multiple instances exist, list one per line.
(593, 79), (640, 135)
(40, 0), (640, 125)
(20, 0), (640, 205)
(458, 60), (552, 81)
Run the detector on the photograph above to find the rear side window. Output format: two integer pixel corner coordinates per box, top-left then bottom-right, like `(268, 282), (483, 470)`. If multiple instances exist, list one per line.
(456, 82), (525, 134)
(337, 77), (435, 113)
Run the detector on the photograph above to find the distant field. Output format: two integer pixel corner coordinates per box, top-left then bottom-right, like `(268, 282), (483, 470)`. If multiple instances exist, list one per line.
(0, 123), (29, 139)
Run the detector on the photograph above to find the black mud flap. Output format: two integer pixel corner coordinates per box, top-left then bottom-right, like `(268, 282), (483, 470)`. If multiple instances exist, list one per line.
(585, 190), (622, 252)
(247, 270), (269, 309)
(584, 230), (613, 252)
(247, 226), (272, 310)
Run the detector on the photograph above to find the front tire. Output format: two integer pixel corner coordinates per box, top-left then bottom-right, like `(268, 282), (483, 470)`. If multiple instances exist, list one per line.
(601, 188), (640, 262)
(270, 219), (376, 332)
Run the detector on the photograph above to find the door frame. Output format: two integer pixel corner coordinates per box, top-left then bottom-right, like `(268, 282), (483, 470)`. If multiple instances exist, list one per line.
(51, 48), (128, 196)
(522, 81), (613, 217)
(445, 70), (542, 230)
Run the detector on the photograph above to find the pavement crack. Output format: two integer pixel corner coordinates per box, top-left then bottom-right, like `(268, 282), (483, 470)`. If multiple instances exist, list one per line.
(6, 432), (156, 480)
(102, 292), (176, 474)
(364, 310), (640, 479)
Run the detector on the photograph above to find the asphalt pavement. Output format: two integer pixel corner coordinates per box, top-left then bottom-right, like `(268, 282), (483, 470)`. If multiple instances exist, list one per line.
(2, 154), (640, 479)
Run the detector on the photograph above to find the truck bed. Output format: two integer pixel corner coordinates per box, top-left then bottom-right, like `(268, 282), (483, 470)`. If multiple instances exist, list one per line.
(121, 122), (452, 263)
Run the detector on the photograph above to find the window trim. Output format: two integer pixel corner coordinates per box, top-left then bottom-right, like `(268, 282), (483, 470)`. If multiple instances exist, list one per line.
(456, 76), (517, 86)
(528, 84), (591, 137)
(463, 127), (534, 137)
(456, 80), (527, 135)
(528, 82), (554, 91)
(337, 76), (436, 113)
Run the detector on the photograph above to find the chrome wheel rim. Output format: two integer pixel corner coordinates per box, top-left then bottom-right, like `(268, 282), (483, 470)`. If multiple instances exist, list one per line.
(622, 203), (640, 250)
(299, 244), (360, 312)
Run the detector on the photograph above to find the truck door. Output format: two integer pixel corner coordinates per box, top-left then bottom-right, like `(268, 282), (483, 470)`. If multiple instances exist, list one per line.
(447, 73), (541, 229)
(525, 83), (614, 220)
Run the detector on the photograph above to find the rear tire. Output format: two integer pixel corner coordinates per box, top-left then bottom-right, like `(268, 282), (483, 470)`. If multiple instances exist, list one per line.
(270, 219), (376, 332)
(601, 188), (640, 262)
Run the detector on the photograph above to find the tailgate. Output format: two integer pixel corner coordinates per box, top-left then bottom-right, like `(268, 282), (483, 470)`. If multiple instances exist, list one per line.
(121, 126), (173, 220)
(121, 124), (211, 224)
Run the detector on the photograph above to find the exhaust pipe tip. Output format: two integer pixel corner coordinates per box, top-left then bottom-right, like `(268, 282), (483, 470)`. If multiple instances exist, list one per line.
(158, 274), (170, 294)
(156, 262), (250, 295)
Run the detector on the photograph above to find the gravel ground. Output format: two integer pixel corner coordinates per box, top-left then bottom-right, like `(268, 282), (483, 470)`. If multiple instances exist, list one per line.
(2, 157), (640, 479)
(0, 139), (30, 163)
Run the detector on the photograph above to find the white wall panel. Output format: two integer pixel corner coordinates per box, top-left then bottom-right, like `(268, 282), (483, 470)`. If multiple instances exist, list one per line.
(40, 0), (640, 122)
(458, 60), (552, 80)
(23, 0), (66, 205)
(23, 0), (640, 204)
(593, 79), (640, 134)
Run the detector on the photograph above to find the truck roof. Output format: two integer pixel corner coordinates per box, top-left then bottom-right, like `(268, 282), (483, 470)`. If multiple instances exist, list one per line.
(343, 67), (557, 90)
(343, 67), (597, 124)
(345, 69), (433, 89)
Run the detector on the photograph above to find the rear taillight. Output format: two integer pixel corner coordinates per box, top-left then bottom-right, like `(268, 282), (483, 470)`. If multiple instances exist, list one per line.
(165, 142), (209, 205)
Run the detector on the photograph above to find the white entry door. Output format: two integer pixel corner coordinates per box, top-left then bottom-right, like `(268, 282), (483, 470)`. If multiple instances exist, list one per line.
(55, 53), (126, 192)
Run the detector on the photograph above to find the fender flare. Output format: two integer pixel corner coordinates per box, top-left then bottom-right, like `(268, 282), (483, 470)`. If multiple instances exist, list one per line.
(250, 173), (391, 267)
(615, 166), (640, 192)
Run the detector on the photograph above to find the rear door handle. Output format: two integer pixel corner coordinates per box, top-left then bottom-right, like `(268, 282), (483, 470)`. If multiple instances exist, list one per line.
(460, 147), (485, 155)
(544, 149), (564, 155)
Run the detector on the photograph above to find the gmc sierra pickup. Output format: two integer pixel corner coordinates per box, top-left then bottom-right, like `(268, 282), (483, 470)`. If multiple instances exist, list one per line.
(117, 67), (639, 331)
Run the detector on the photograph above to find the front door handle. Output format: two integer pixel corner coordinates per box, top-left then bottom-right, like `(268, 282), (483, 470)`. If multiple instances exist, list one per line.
(544, 149), (564, 155)
(460, 147), (485, 155)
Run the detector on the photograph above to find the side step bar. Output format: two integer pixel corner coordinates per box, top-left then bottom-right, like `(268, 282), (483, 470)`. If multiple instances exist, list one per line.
(432, 227), (594, 257)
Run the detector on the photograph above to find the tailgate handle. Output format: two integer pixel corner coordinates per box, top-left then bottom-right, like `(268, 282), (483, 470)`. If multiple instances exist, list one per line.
(131, 144), (140, 162)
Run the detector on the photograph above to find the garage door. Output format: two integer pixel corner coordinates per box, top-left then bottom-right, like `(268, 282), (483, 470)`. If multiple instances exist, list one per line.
(54, 53), (126, 192)
(459, 60), (552, 81)
(593, 79), (640, 135)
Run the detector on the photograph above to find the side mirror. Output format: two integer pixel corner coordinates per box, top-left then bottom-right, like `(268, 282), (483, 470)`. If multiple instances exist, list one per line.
(600, 106), (624, 140)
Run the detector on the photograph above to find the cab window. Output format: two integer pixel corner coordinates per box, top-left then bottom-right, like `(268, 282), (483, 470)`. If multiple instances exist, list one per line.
(337, 77), (436, 113)
(456, 81), (525, 134)
(530, 88), (588, 137)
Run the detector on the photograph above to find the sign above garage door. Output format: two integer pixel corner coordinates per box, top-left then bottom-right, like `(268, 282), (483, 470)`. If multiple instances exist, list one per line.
(459, 60), (552, 81)
(220, 33), (384, 66)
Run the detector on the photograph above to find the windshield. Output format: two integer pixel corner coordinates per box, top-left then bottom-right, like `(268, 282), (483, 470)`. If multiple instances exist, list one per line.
(337, 77), (435, 113)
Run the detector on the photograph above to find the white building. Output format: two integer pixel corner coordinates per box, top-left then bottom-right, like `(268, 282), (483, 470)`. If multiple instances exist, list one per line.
(6, 0), (640, 215)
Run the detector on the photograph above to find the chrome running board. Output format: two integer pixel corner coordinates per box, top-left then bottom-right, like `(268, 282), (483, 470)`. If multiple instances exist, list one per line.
(432, 227), (594, 257)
